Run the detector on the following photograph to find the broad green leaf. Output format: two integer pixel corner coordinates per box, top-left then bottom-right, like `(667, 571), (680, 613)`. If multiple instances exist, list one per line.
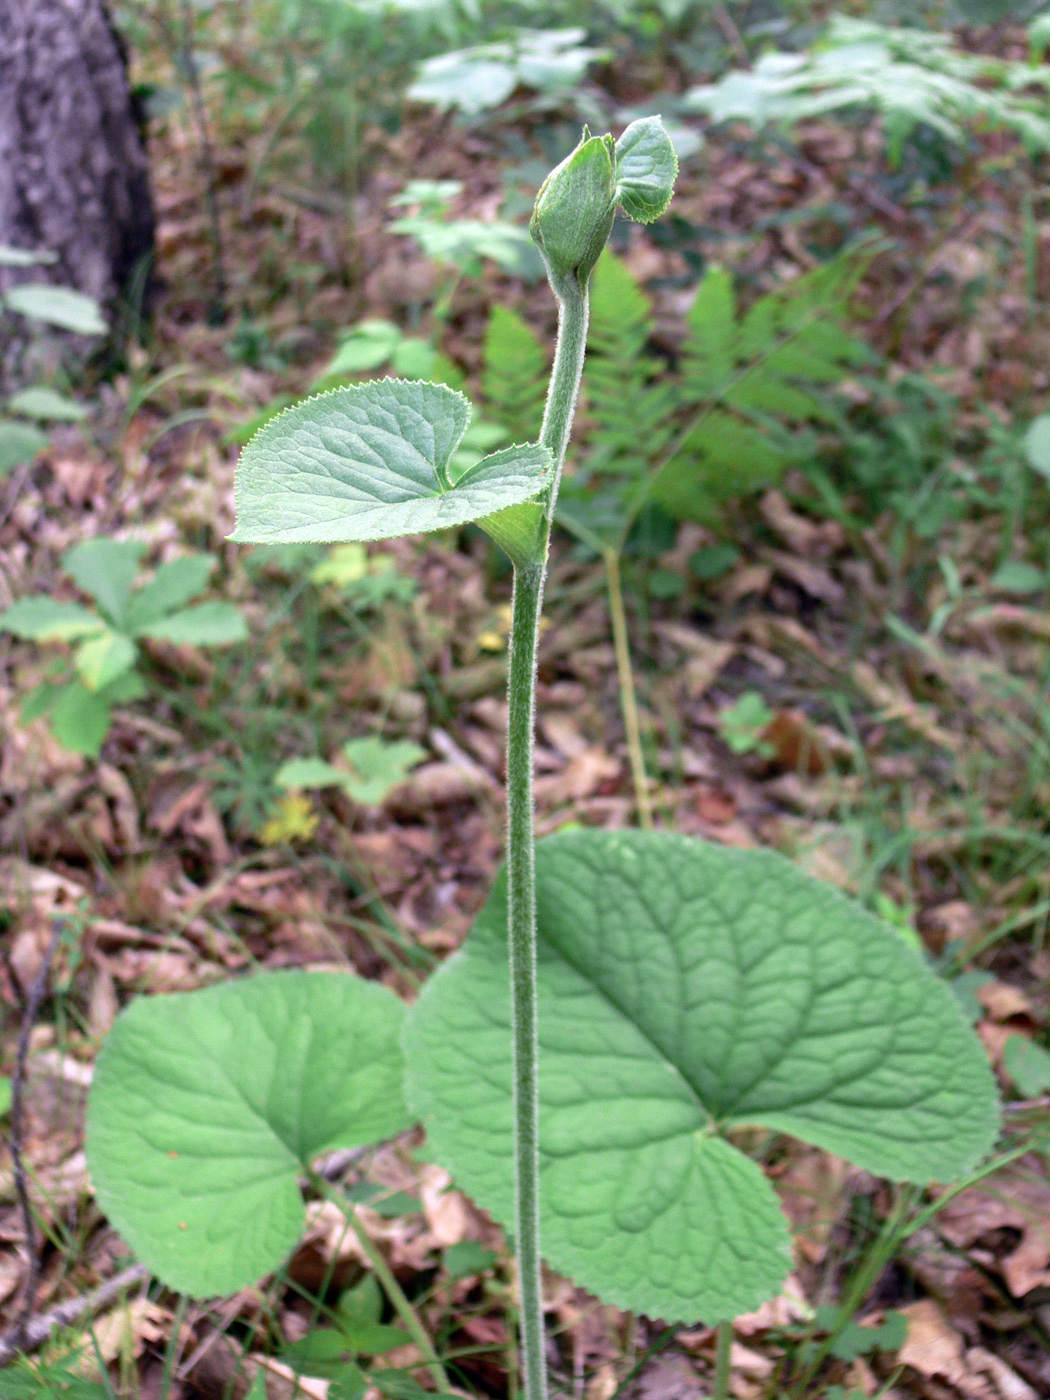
(1002, 1034), (1050, 1097)
(48, 682), (112, 756)
(231, 380), (551, 545)
(614, 116), (679, 223)
(7, 387), (88, 422)
(0, 1075), (11, 1117)
(74, 631), (136, 691)
(405, 830), (999, 1323)
(86, 970), (412, 1297)
(275, 757), (348, 789)
(341, 736), (426, 805)
(63, 539), (144, 627)
(126, 555), (215, 630)
(0, 596), (103, 641)
(0, 419), (49, 475)
(138, 600), (247, 646)
(3, 284), (107, 335)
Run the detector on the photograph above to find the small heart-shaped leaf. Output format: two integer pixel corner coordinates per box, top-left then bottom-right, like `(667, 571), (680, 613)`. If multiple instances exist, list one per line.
(614, 116), (679, 223)
(232, 379), (550, 545)
(86, 970), (411, 1297)
(405, 829), (999, 1323)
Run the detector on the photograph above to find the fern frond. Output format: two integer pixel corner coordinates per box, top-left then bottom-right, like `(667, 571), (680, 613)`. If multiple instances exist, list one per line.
(481, 306), (548, 444)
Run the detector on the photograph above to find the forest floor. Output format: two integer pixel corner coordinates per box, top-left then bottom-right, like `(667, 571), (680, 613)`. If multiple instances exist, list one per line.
(1, 12), (1050, 1400)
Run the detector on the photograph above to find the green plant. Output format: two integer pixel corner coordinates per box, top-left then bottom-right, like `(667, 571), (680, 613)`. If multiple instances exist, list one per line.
(390, 179), (545, 303)
(276, 735), (427, 805)
(408, 27), (607, 117)
(0, 539), (247, 756)
(85, 120), (999, 1400)
(0, 244), (104, 476)
(685, 14), (1050, 164)
(717, 691), (775, 756)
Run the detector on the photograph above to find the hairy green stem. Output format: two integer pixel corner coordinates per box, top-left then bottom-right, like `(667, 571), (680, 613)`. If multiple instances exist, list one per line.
(506, 277), (590, 1400)
(712, 1320), (733, 1400)
(312, 1176), (450, 1393)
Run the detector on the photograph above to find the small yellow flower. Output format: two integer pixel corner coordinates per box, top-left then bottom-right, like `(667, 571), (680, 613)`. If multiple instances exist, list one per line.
(259, 792), (319, 845)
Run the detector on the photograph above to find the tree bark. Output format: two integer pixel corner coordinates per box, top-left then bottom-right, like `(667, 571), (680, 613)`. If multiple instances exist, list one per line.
(0, 0), (155, 381)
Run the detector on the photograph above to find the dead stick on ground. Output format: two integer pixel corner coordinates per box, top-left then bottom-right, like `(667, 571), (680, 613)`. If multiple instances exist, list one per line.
(0, 1265), (151, 1367)
(5, 919), (64, 1353)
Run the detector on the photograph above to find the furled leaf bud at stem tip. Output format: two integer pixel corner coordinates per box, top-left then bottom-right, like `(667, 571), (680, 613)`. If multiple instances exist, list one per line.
(530, 129), (616, 288)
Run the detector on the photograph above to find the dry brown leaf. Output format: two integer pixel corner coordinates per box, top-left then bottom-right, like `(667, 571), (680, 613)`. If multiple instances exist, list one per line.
(899, 1300), (980, 1393)
(386, 761), (487, 812)
(935, 1168), (1050, 1297)
(418, 1164), (471, 1248)
(758, 489), (841, 554)
(762, 548), (845, 605)
(976, 982), (1032, 1021)
(90, 1297), (169, 1364)
(534, 749), (619, 805)
(899, 1300), (1038, 1400)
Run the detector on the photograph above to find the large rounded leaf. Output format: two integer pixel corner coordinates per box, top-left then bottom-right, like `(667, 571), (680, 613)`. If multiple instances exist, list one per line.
(404, 830), (999, 1323)
(231, 379), (550, 544)
(87, 970), (411, 1297)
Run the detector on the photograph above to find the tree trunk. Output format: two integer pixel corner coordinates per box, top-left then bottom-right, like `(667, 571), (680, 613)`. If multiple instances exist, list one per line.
(0, 0), (155, 383)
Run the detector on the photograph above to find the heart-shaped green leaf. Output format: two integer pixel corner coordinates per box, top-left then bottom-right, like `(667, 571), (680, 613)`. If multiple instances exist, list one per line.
(86, 970), (412, 1297)
(404, 830), (999, 1323)
(231, 379), (550, 545)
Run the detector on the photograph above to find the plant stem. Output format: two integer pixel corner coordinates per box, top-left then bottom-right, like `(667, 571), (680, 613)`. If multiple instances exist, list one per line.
(506, 562), (545, 1400)
(789, 1185), (917, 1397)
(603, 547), (653, 829)
(312, 1176), (449, 1393)
(505, 276), (590, 1400)
(712, 1321), (733, 1400)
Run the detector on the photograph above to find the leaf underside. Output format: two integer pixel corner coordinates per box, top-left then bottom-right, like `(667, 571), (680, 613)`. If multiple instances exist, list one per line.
(86, 970), (412, 1297)
(232, 379), (550, 544)
(404, 829), (999, 1322)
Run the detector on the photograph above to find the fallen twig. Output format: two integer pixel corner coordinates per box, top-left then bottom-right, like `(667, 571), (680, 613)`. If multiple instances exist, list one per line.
(0, 1265), (151, 1367)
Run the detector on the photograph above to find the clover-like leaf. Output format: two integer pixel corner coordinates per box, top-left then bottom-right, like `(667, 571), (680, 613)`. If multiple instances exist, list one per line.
(404, 829), (999, 1323)
(614, 116), (679, 223)
(86, 970), (412, 1297)
(232, 380), (550, 545)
